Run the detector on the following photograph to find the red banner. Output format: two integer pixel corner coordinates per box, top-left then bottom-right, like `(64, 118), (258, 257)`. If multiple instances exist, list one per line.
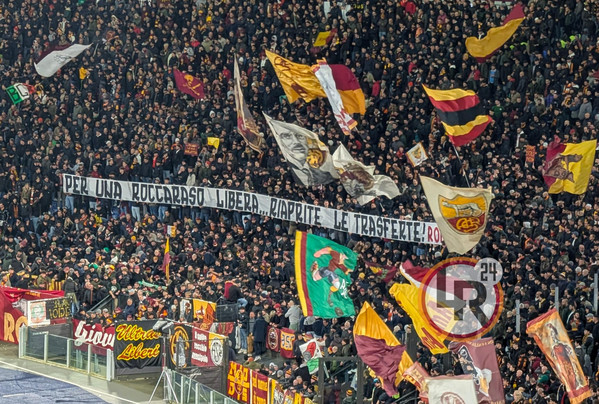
(190, 327), (226, 367)
(0, 288), (26, 343)
(280, 328), (295, 359)
(267, 326), (281, 352)
(72, 319), (115, 355)
(227, 361), (250, 403)
(184, 143), (199, 156)
(1, 286), (64, 303)
(251, 370), (269, 404)
(526, 145), (536, 163)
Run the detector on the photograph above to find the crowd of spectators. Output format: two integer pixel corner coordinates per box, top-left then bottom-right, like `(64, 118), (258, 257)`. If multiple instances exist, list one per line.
(1, 0), (599, 402)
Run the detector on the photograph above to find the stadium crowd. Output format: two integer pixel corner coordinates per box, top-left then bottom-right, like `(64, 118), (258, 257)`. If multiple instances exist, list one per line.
(1, 0), (599, 402)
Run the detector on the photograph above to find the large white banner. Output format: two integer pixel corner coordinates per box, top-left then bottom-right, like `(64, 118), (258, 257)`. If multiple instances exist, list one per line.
(63, 174), (442, 245)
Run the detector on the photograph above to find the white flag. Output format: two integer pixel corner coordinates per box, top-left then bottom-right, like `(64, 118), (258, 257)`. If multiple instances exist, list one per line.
(427, 376), (478, 404)
(263, 113), (338, 186)
(406, 142), (428, 167)
(332, 144), (399, 205)
(34, 44), (92, 77)
(299, 338), (325, 374)
(312, 60), (357, 136)
(420, 176), (494, 254)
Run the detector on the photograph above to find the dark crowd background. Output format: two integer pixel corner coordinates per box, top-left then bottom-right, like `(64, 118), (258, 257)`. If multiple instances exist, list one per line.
(1, 0), (599, 402)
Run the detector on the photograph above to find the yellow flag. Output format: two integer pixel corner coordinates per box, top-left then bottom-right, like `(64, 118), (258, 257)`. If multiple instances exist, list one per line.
(543, 138), (596, 195)
(465, 4), (525, 61)
(207, 137), (220, 149)
(313, 31), (333, 47)
(389, 283), (449, 354)
(265, 50), (326, 103)
(79, 67), (88, 80)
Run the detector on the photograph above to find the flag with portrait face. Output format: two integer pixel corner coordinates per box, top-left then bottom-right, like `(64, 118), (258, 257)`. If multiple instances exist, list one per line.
(449, 338), (505, 404)
(527, 309), (591, 404)
(263, 114), (338, 186)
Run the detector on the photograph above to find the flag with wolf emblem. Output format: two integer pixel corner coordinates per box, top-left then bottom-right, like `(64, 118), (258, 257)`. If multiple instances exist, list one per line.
(420, 176), (494, 254)
(542, 136), (596, 195)
(332, 144), (400, 205)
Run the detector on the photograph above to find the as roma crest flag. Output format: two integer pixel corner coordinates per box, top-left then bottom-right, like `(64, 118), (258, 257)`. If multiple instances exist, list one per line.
(173, 68), (205, 100)
(527, 309), (591, 404)
(542, 136), (596, 195)
(423, 85), (492, 146)
(354, 302), (413, 396)
(295, 231), (357, 318)
(449, 338), (505, 404)
(389, 283), (449, 354)
(420, 176), (494, 254)
(465, 4), (525, 62)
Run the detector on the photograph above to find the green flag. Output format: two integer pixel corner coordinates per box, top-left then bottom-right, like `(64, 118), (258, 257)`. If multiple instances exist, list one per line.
(295, 231), (357, 318)
(6, 83), (30, 104)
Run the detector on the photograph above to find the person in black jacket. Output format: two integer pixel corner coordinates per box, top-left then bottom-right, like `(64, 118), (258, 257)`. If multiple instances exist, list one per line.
(252, 312), (268, 359)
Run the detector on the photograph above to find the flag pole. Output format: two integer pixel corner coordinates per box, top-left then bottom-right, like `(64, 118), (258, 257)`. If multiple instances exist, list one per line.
(450, 143), (471, 187)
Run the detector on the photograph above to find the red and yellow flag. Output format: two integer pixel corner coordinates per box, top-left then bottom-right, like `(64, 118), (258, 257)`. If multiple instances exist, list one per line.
(527, 309), (591, 404)
(329, 64), (365, 115)
(423, 85), (492, 146)
(173, 68), (205, 100)
(313, 29), (337, 47)
(389, 283), (449, 354)
(353, 302), (413, 396)
(465, 4), (525, 62)
(542, 136), (596, 195)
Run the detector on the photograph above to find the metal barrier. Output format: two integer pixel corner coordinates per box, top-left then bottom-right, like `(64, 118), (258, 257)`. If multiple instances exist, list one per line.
(18, 326), (114, 381)
(165, 368), (240, 404)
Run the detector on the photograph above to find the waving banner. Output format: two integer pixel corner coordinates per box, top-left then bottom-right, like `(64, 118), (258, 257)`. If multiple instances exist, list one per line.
(420, 176), (493, 254)
(449, 338), (505, 404)
(295, 232), (357, 318)
(63, 174), (441, 245)
(527, 309), (591, 404)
